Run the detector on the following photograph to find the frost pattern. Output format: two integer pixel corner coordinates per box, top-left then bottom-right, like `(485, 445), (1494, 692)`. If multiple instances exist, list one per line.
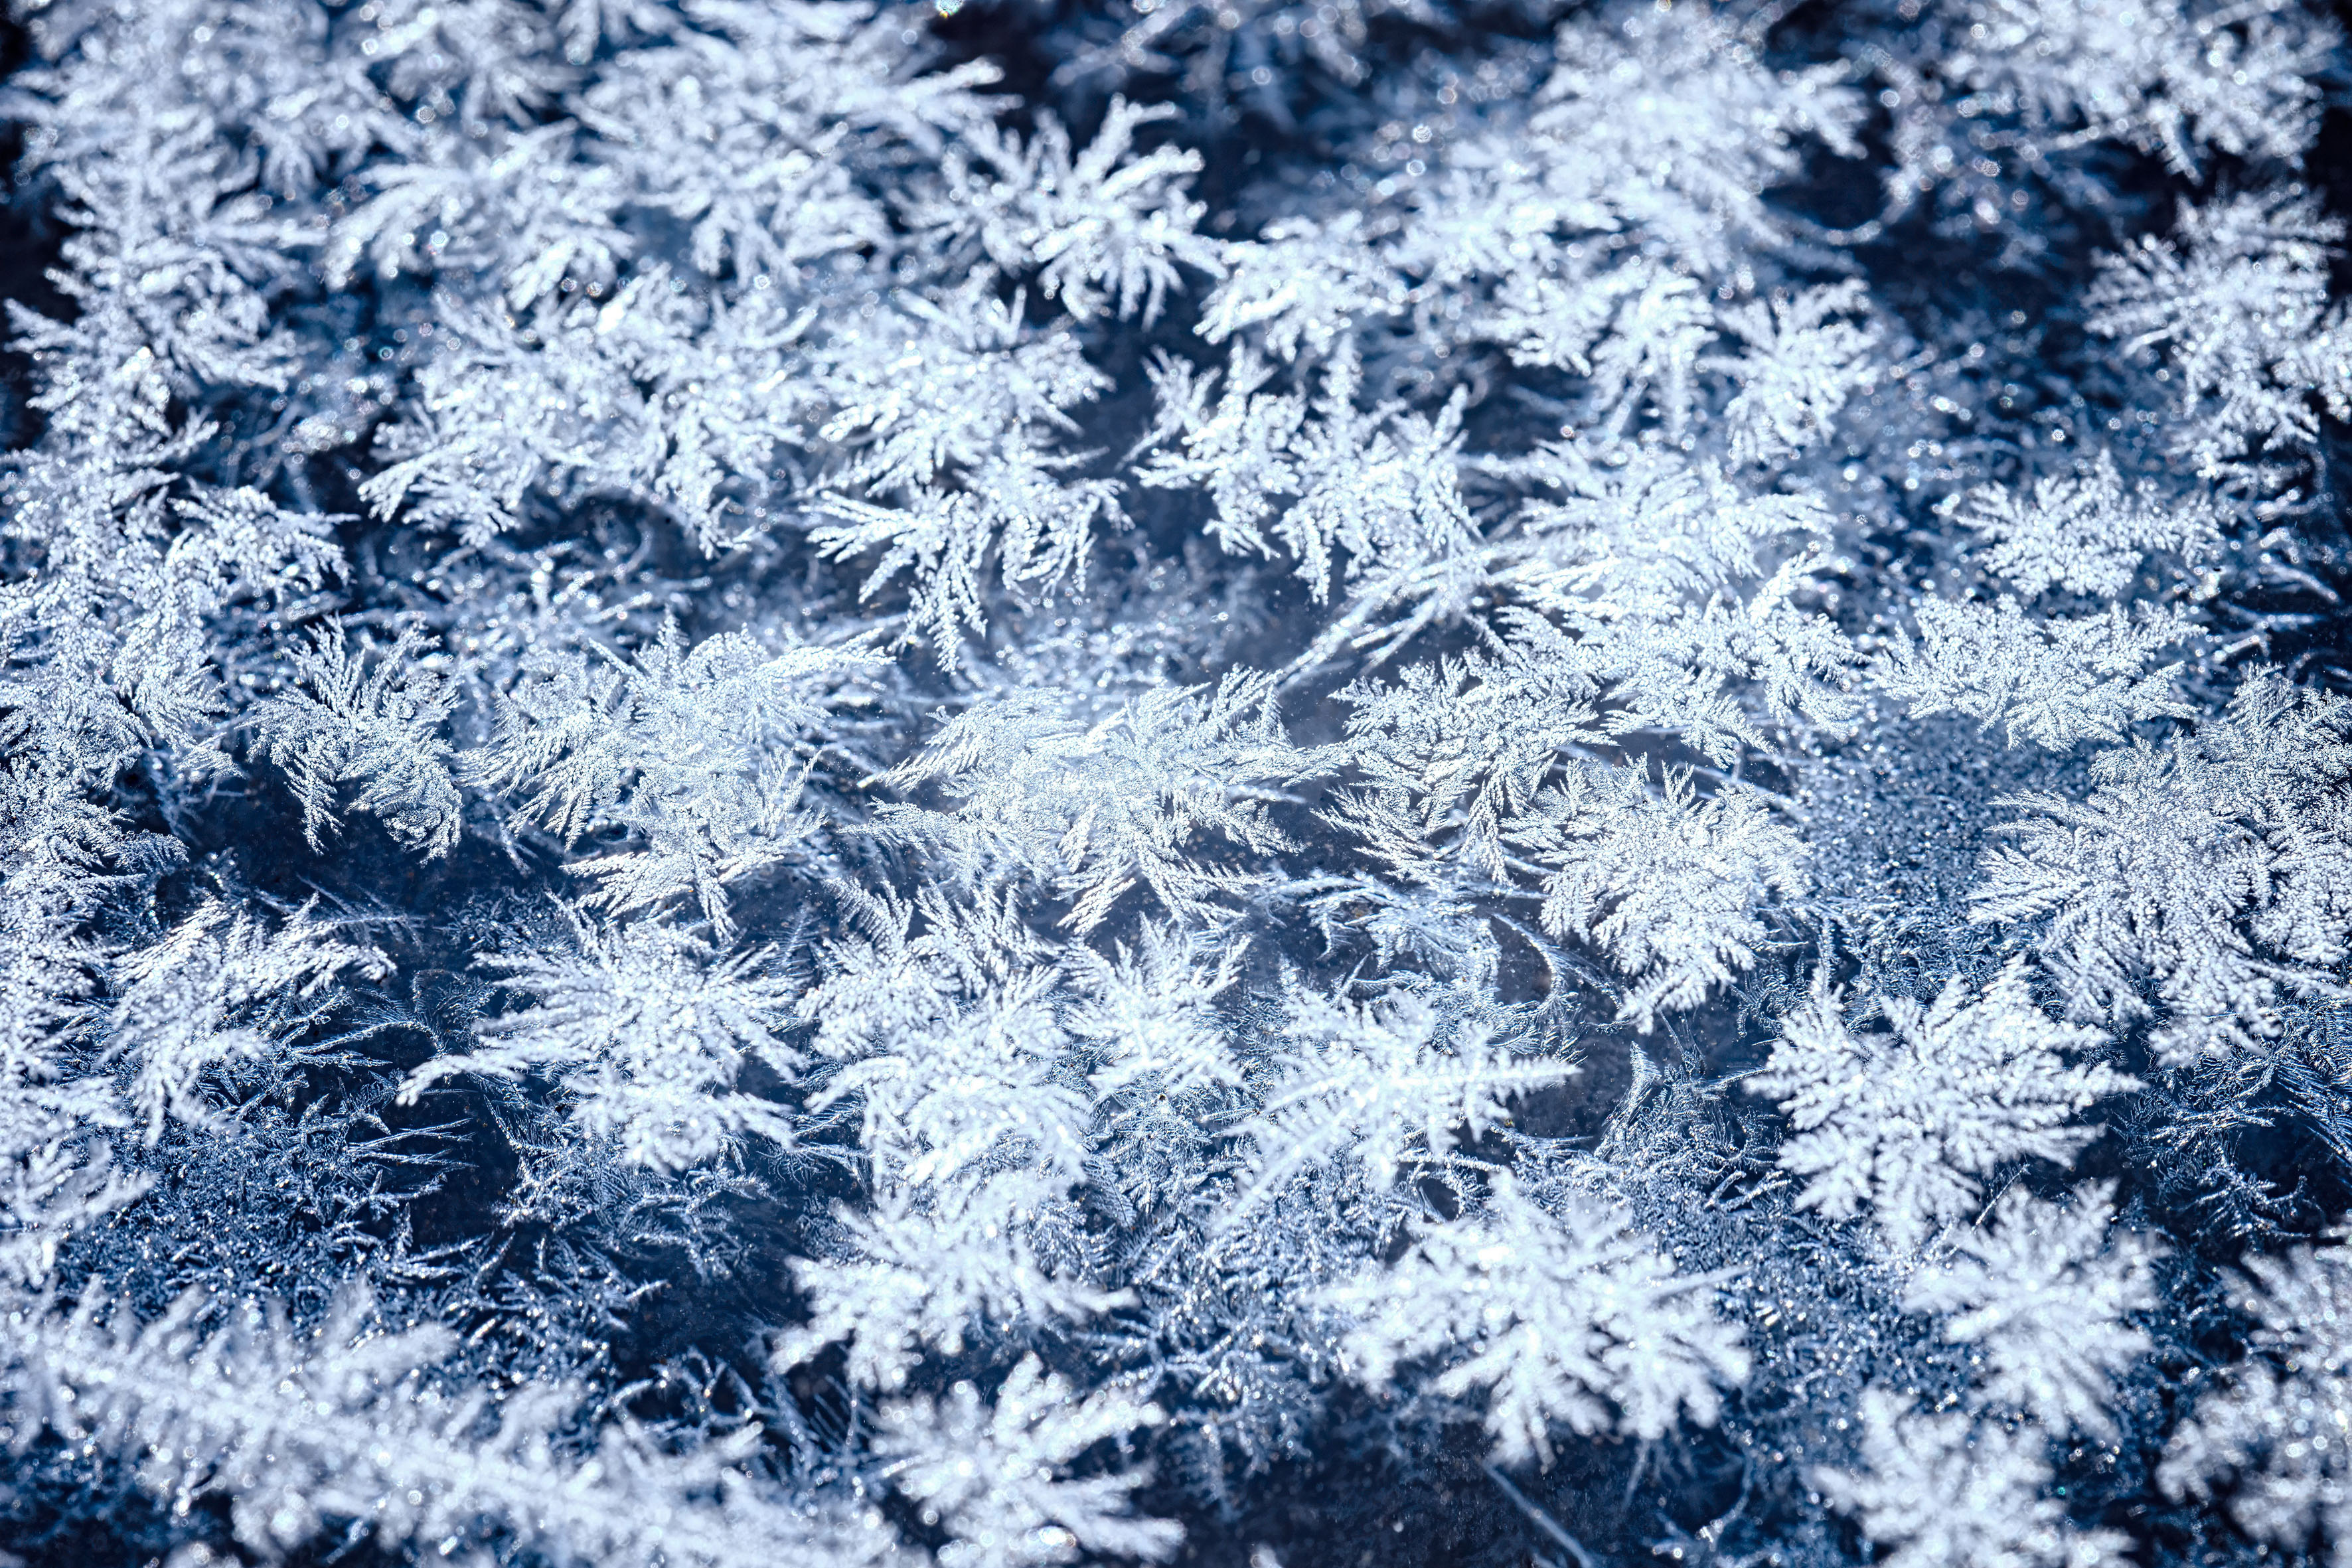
(874, 1354), (1182, 1568)
(1904, 1182), (2159, 1437)
(1235, 984), (1573, 1216)
(877, 671), (1322, 933)
(1746, 960), (2137, 1251)
(2088, 188), (2352, 475)
(2, 1284), (909, 1568)
(4, 0), (2351, 1561)
(1326, 1177), (1749, 1466)
(2161, 1235), (2352, 1566)
(1877, 597), (2193, 749)
(1956, 452), (2219, 601)
(250, 623), (463, 856)
(1815, 1390), (2132, 1568)
(1973, 671), (2352, 1061)
(473, 625), (885, 939)
(402, 912), (801, 1173)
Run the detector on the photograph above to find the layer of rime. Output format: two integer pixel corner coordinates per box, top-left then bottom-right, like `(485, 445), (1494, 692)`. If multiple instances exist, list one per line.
(1, 0), (2349, 1564)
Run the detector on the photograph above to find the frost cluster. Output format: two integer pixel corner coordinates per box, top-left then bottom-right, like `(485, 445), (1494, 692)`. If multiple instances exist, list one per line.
(2, 1), (2351, 1565)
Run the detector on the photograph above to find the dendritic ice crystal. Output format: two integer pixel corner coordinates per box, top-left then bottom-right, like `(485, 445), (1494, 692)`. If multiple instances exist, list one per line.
(3, 1), (2352, 1565)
